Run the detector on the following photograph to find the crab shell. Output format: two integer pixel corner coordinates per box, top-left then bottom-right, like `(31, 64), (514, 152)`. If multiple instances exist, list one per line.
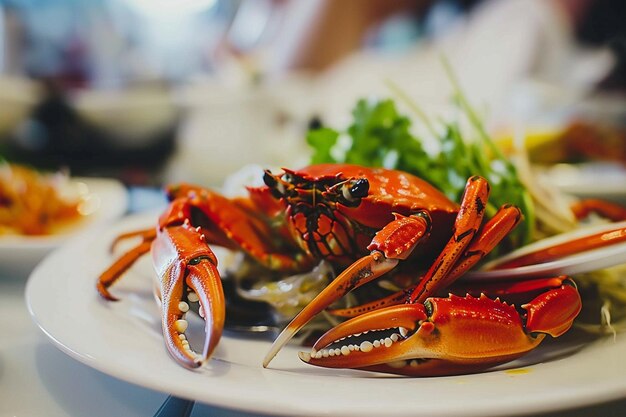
(275, 164), (459, 263)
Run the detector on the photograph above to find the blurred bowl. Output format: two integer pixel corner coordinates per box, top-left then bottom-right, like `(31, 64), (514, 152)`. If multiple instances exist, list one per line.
(539, 162), (626, 205)
(72, 85), (179, 149)
(0, 76), (41, 137)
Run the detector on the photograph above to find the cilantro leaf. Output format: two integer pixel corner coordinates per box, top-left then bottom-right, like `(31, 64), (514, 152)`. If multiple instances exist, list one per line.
(307, 128), (340, 164)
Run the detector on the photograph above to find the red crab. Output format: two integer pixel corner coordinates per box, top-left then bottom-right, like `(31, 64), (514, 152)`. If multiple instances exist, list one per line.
(97, 164), (626, 375)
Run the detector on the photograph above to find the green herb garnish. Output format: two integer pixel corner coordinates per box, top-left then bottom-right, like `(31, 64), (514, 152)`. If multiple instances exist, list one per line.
(307, 81), (533, 250)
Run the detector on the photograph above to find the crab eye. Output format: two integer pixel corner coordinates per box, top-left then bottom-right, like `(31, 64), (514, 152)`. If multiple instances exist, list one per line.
(349, 179), (369, 198)
(341, 178), (369, 204)
(264, 171), (285, 199)
(263, 170), (277, 187)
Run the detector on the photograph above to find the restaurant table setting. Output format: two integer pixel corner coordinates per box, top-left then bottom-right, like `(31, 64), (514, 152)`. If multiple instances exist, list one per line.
(2, 81), (626, 417)
(4, 0), (626, 414)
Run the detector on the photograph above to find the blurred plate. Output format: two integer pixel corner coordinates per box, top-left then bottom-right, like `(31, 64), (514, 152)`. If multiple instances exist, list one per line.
(540, 162), (626, 204)
(0, 177), (128, 276)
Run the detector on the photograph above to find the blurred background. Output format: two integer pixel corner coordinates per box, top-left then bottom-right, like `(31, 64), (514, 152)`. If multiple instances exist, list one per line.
(0, 0), (625, 190)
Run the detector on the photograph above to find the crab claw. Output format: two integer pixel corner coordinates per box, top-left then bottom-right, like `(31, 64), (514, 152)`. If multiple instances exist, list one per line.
(299, 304), (428, 370)
(299, 295), (548, 376)
(152, 222), (225, 369)
(523, 278), (581, 337)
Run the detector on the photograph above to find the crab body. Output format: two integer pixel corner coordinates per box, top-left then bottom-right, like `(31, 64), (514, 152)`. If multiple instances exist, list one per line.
(266, 164), (458, 265)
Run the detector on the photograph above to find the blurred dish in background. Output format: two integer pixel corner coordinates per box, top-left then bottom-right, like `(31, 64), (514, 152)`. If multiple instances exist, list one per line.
(0, 0), (235, 185)
(0, 162), (84, 236)
(498, 120), (626, 205)
(0, 171), (127, 277)
(494, 77), (626, 205)
(519, 119), (626, 204)
(525, 119), (626, 166)
(73, 85), (178, 150)
(538, 162), (626, 204)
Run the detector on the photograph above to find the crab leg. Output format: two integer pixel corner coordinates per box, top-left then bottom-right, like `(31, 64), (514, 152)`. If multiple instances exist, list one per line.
(571, 198), (626, 222)
(263, 176), (491, 367)
(109, 227), (157, 252)
(329, 203), (523, 317)
(152, 220), (225, 368)
(161, 186), (312, 272)
(478, 220), (626, 272)
(98, 186), (308, 368)
(408, 176), (490, 303)
(97, 232), (154, 301)
(445, 204), (523, 281)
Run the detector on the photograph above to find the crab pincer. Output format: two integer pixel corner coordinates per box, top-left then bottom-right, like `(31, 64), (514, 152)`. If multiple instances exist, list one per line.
(97, 218), (226, 369)
(151, 221), (226, 368)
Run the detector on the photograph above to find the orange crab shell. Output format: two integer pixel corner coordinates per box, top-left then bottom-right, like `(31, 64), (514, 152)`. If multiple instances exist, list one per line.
(267, 164), (460, 263)
(284, 164), (458, 228)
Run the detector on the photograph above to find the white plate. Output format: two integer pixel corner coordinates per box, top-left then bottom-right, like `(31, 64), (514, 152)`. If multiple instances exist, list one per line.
(541, 162), (626, 204)
(26, 213), (626, 417)
(0, 177), (128, 275)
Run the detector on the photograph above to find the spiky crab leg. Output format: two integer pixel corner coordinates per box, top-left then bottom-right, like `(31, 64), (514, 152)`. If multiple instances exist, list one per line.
(263, 176), (491, 367)
(299, 277), (581, 376)
(329, 203), (523, 317)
